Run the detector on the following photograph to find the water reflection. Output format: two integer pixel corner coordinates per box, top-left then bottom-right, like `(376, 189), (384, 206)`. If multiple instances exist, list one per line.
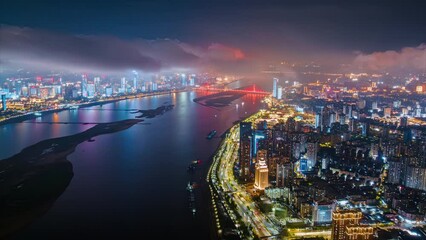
(0, 119), (141, 239)
(1, 91), (265, 239)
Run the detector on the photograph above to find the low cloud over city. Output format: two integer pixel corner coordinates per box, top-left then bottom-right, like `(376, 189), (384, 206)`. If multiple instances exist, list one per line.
(354, 44), (426, 73)
(0, 25), (250, 74)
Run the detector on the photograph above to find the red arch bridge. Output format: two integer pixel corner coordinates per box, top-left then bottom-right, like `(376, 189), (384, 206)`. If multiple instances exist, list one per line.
(196, 84), (271, 95)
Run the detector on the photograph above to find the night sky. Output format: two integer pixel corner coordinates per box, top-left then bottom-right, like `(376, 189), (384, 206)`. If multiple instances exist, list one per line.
(1, 0), (425, 74)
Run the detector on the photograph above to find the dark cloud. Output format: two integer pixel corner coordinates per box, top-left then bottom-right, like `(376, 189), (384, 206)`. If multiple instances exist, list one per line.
(353, 44), (426, 73)
(0, 26), (251, 74)
(0, 26), (162, 72)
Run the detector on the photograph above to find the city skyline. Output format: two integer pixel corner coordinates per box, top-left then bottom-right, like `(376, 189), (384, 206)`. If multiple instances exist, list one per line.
(1, 1), (426, 240)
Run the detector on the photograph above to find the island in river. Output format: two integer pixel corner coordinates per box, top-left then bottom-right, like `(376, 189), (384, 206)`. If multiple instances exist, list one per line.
(132, 104), (174, 118)
(193, 91), (245, 108)
(0, 119), (142, 239)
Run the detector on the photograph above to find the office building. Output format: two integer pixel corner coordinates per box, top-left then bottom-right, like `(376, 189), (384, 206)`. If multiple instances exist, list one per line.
(331, 209), (362, 240)
(189, 74), (195, 86)
(181, 74), (187, 86)
(272, 78), (278, 98)
(240, 136), (252, 181)
(306, 141), (318, 170)
(239, 122), (252, 181)
(277, 86), (283, 99)
(345, 225), (374, 240)
(94, 77), (101, 93)
(276, 163), (292, 187)
(254, 156), (269, 190)
(87, 83), (95, 98)
(252, 130), (266, 156)
(81, 74), (88, 97)
(120, 77), (127, 93)
(133, 71), (138, 91)
(315, 112), (322, 129)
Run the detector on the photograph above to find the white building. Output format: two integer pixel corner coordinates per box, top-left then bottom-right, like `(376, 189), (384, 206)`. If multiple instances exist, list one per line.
(255, 158), (269, 190)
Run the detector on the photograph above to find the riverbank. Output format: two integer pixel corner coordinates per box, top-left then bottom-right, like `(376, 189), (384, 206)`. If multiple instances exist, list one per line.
(0, 89), (185, 127)
(207, 125), (244, 239)
(207, 110), (274, 239)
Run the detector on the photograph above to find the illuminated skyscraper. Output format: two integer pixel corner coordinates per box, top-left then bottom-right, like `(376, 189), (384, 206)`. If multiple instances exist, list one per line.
(87, 83), (95, 98)
(315, 112), (322, 129)
(272, 78), (278, 98)
(105, 87), (113, 97)
(276, 163), (292, 187)
(181, 74), (187, 86)
(152, 82), (158, 91)
(189, 74), (195, 86)
(239, 121), (253, 181)
(133, 71), (139, 91)
(81, 74), (88, 97)
(39, 87), (50, 99)
(404, 166), (426, 191)
(240, 136), (252, 181)
(277, 86), (283, 99)
(331, 209), (362, 240)
(306, 141), (318, 170)
(254, 155), (269, 190)
(120, 77), (126, 93)
(252, 130), (266, 156)
(94, 77), (101, 93)
(1, 94), (6, 111)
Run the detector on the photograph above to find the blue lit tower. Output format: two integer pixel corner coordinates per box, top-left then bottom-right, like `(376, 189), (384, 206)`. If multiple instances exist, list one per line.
(121, 77), (126, 93)
(81, 74), (88, 97)
(277, 86), (283, 99)
(272, 78), (279, 98)
(252, 130), (266, 157)
(1, 94), (6, 111)
(189, 74), (195, 86)
(181, 74), (187, 86)
(132, 70), (139, 91)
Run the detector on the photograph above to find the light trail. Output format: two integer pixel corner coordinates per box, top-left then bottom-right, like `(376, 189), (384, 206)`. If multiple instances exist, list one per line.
(208, 122), (280, 239)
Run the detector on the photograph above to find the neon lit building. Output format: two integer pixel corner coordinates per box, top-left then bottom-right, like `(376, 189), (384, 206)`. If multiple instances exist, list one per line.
(345, 225), (374, 240)
(331, 209), (362, 240)
(254, 156), (269, 190)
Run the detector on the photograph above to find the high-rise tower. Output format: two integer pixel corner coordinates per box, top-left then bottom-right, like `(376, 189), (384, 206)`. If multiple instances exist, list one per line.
(1, 94), (6, 111)
(254, 155), (269, 190)
(81, 74), (88, 97)
(272, 78), (278, 98)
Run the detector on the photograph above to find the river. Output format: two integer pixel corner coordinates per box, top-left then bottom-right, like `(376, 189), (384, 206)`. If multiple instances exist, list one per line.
(1, 90), (265, 239)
